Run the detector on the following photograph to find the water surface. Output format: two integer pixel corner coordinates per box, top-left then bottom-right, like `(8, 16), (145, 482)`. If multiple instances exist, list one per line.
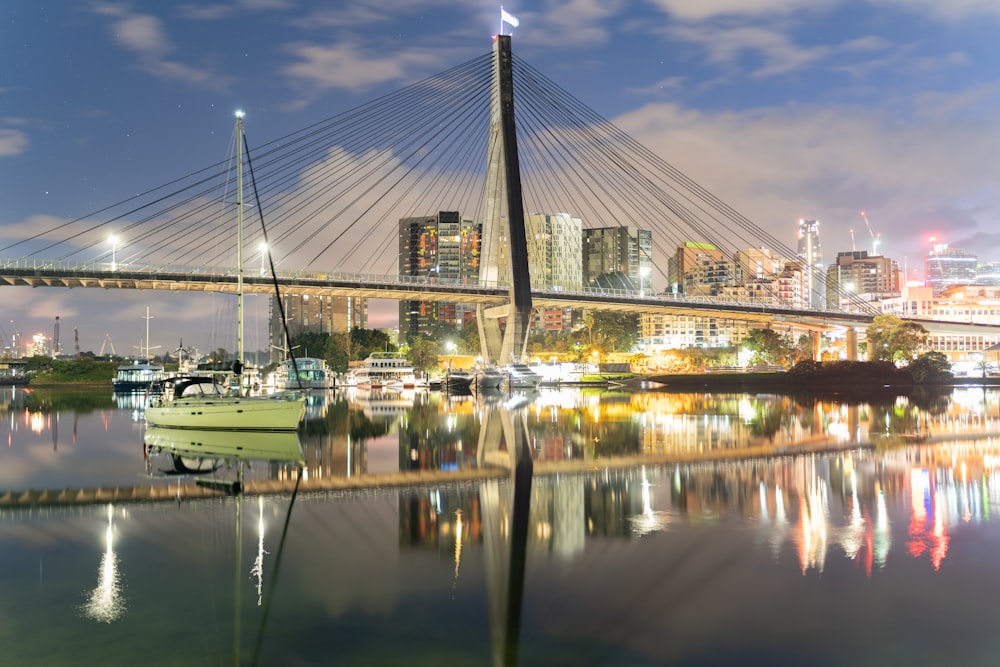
(2, 385), (999, 665)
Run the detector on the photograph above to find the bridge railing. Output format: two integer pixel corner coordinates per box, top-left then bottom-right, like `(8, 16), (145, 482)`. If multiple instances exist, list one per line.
(1, 258), (876, 317)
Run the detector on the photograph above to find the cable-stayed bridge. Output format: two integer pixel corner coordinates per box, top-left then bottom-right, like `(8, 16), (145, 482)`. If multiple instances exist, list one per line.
(2, 36), (995, 356)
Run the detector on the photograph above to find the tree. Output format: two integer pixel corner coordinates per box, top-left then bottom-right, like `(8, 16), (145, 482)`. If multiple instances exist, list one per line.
(743, 329), (792, 367)
(906, 351), (953, 383)
(866, 315), (928, 363)
(792, 333), (814, 364)
(458, 317), (481, 355)
(350, 328), (395, 360)
(324, 332), (351, 373)
(591, 311), (639, 352)
(406, 335), (438, 373)
(289, 332), (330, 359)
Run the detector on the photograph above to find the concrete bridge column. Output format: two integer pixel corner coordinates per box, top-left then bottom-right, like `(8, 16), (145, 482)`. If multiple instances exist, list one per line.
(845, 327), (858, 361)
(811, 331), (821, 361)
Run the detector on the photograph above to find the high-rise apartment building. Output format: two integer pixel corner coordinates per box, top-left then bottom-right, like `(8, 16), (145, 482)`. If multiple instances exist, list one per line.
(269, 294), (367, 362)
(796, 219), (824, 309)
(668, 242), (729, 296)
(524, 213), (583, 332)
(398, 211), (481, 338)
(825, 251), (900, 309)
(925, 244), (977, 293)
(732, 248), (783, 285)
(525, 213), (583, 290)
(582, 226), (653, 293)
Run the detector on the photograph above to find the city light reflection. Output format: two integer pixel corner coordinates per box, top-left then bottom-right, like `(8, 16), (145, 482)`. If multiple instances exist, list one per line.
(82, 504), (125, 623)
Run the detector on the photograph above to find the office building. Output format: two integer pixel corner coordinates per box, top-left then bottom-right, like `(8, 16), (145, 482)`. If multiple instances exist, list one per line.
(796, 219), (824, 309)
(924, 244), (977, 293)
(398, 211), (481, 338)
(668, 242), (729, 297)
(825, 251), (900, 310)
(270, 294), (367, 362)
(583, 226), (654, 294)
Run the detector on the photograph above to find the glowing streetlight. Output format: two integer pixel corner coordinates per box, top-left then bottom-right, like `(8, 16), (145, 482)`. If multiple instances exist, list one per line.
(639, 266), (651, 297)
(258, 241), (268, 276)
(108, 234), (118, 271)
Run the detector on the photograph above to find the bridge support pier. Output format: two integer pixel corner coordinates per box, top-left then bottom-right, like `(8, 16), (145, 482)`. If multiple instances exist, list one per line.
(811, 331), (822, 362)
(845, 327), (858, 361)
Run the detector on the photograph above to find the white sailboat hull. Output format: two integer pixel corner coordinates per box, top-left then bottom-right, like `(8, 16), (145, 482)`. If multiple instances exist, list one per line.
(145, 395), (305, 431)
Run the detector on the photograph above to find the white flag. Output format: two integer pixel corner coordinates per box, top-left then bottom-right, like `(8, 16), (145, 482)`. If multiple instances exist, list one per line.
(501, 7), (519, 28)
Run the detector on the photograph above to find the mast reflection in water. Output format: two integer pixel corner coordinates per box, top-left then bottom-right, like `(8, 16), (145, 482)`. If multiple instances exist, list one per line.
(2, 386), (1000, 664)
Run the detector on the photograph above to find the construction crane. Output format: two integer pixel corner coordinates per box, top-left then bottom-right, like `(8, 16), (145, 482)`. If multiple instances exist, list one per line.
(859, 211), (881, 256)
(99, 333), (116, 358)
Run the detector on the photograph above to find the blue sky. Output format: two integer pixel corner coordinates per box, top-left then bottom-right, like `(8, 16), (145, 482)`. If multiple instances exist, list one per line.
(2, 0), (999, 355)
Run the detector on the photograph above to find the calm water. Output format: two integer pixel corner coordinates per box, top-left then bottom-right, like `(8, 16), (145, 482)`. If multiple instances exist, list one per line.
(2, 384), (1000, 666)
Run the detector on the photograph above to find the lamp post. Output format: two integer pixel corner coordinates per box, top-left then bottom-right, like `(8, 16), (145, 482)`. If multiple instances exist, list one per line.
(258, 241), (268, 276)
(109, 234), (118, 271)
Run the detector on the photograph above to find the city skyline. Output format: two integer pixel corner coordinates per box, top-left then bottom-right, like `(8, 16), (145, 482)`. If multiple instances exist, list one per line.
(3, 2), (999, 354)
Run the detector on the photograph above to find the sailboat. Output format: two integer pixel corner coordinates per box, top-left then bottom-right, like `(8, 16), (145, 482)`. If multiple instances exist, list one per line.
(145, 112), (305, 431)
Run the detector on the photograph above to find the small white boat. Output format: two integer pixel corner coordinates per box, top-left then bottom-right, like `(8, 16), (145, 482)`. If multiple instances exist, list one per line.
(352, 352), (417, 390)
(503, 363), (542, 389)
(273, 357), (330, 390)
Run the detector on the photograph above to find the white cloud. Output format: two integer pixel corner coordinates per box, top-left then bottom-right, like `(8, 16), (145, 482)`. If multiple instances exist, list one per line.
(666, 24), (831, 77)
(646, 0), (836, 21)
(648, 0), (1000, 22)
(91, 4), (214, 84)
(282, 41), (441, 92)
(870, 0), (1000, 22)
(0, 129), (28, 157)
(615, 97), (1000, 265)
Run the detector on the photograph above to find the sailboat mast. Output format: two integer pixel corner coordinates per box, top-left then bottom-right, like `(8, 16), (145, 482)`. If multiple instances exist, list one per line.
(235, 111), (245, 366)
(143, 306), (152, 359)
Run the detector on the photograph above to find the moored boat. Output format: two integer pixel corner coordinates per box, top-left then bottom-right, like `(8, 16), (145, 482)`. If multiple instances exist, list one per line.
(144, 113), (304, 431)
(503, 363), (542, 389)
(113, 359), (164, 392)
(475, 365), (504, 390)
(273, 357), (330, 390)
(352, 352), (417, 390)
(146, 375), (304, 431)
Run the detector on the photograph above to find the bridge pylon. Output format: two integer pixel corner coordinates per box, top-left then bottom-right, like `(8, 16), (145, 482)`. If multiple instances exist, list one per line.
(477, 34), (532, 366)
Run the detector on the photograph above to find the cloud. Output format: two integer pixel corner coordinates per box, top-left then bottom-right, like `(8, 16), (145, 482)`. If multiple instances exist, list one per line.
(281, 41), (441, 92)
(0, 129), (28, 157)
(649, 0), (1000, 22)
(870, 0), (1000, 22)
(666, 24), (831, 77)
(91, 3), (214, 84)
(646, 0), (836, 21)
(614, 96), (1000, 264)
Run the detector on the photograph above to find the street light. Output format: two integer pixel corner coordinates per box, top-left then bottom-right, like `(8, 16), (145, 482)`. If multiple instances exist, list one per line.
(108, 234), (118, 271)
(258, 241), (268, 276)
(639, 266), (651, 297)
